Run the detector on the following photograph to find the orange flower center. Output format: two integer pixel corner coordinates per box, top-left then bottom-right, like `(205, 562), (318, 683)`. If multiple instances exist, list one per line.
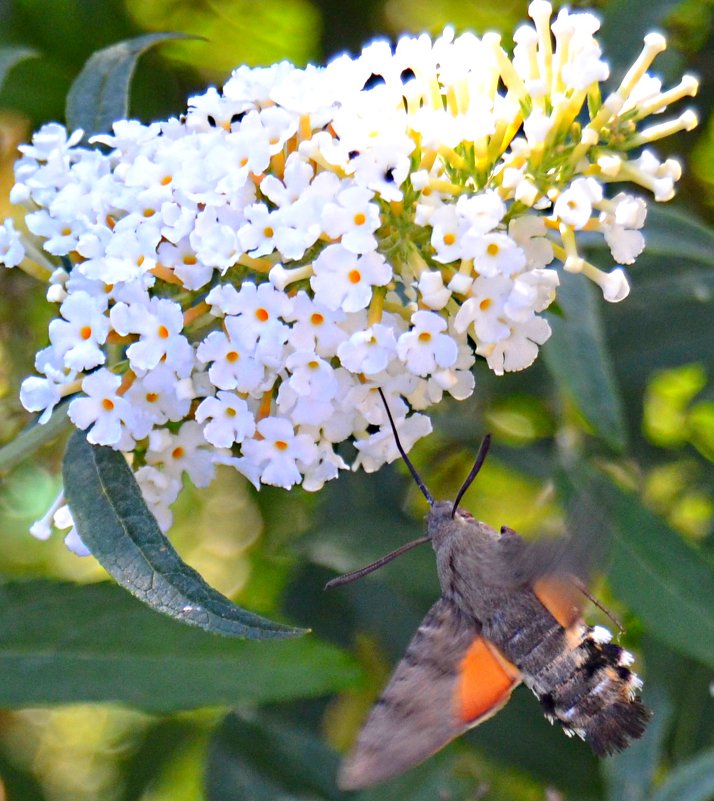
(418, 331), (432, 343)
(353, 212), (366, 226)
(172, 446), (185, 459)
(310, 312), (324, 326)
(157, 325), (170, 339)
(443, 232), (456, 246)
(486, 243), (500, 257)
(80, 325), (92, 340)
(255, 308), (269, 322)
(101, 398), (115, 411)
(145, 392), (159, 403)
(274, 440), (289, 451)
(480, 298), (492, 311)
(226, 351), (239, 363)
(348, 269), (361, 284)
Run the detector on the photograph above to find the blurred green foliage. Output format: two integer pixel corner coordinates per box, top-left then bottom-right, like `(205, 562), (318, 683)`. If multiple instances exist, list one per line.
(0, 0), (713, 800)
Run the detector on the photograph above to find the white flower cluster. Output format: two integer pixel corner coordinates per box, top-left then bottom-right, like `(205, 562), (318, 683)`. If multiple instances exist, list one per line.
(1, 1), (697, 540)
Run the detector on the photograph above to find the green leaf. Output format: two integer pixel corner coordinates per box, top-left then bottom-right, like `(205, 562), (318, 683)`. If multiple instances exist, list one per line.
(65, 33), (196, 137)
(0, 402), (71, 474)
(0, 580), (360, 710)
(602, 684), (673, 801)
(206, 710), (476, 801)
(206, 711), (342, 801)
(643, 204), (714, 266)
(598, 205), (714, 409)
(650, 748), (714, 801)
(62, 430), (304, 639)
(0, 45), (38, 89)
(581, 473), (714, 668)
(544, 272), (627, 450)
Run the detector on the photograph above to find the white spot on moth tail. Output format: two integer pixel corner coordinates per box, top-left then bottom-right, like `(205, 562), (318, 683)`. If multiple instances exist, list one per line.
(591, 625), (612, 643)
(628, 673), (644, 697)
(620, 649), (635, 667)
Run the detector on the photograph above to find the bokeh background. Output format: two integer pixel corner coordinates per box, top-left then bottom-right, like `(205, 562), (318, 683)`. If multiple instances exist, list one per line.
(0, 0), (713, 799)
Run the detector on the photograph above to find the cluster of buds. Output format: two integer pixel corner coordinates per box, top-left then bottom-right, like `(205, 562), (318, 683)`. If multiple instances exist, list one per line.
(0, 1), (697, 547)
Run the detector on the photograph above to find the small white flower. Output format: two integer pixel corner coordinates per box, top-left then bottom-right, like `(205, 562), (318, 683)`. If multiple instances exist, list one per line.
(195, 391), (256, 447)
(135, 465), (183, 532)
(110, 296), (193, 377)
(396, 311), (458, 376)
(0, 218), (25, 267)
(337, 323), (398, 375)
(321, 185), (381, 254)
(463, 232), (527, 277)
(480, 315), (552, 375)
(48, 290), (109, 371)
(554, 177), (603, 229)
(285, 351), (339, 399)
(454, 275), (513, 343)
(455, 191), (505, 234)
(311, 245), (391, 312)
(353, 412), (432, 472)
(196, 328), (267, 394)
(418, 270), (451, 310)
(146, 421), (216, 487)
(125, 363), (193, 425)
(241, 417), (319, 488)
(68, 368), (151, 448)
(284, 291), (348, 356)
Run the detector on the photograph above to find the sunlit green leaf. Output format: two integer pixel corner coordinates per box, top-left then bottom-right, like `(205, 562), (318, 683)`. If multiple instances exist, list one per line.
(65, 33), (196, 137)
(0, 580), (360, 710)
(125, 0), (321, 72)
(544, 272), (627, 450)
(650, 748), (714, 801)
(62, 430), (304, 639)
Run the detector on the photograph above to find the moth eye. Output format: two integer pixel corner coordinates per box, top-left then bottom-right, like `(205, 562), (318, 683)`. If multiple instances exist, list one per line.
(457, 509), (474, 521)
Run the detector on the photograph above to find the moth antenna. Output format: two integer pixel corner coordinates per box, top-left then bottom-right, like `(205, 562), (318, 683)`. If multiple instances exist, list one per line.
(569, 575), (624, 633)
(378, 388), (434, 506)
(325, 536), (431, 589)
(451, 434), (492, 518)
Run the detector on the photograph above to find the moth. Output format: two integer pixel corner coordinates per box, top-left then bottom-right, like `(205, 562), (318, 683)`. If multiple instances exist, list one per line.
(327, 393), (651, 790)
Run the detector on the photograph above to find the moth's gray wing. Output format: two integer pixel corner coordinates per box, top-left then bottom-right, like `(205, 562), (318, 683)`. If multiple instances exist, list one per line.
(488, 477), (614, 590)
(338, 597), (520, 790)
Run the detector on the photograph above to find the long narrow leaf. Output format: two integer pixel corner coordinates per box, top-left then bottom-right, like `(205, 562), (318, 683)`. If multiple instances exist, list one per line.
(650, 748), (714, 801)
(0, 580), (359, 710)
(62, 430), (304, 639)
(0, 402), (71, 474)
(65, 33), (196, 137)
(544, 272), (627, 450)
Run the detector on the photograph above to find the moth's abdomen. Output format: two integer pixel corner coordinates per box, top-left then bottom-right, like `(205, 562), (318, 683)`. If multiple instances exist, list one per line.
(483, 595), (651, 756)
(531, 625), (651, 756)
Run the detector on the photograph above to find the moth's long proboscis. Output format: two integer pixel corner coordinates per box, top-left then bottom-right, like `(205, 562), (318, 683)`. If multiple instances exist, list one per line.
(377, 388), (435, 506)
(325, 535), (432, 589)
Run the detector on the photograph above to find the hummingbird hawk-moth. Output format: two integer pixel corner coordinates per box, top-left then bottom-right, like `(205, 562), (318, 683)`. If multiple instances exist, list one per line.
(327, 393), (651, 790)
